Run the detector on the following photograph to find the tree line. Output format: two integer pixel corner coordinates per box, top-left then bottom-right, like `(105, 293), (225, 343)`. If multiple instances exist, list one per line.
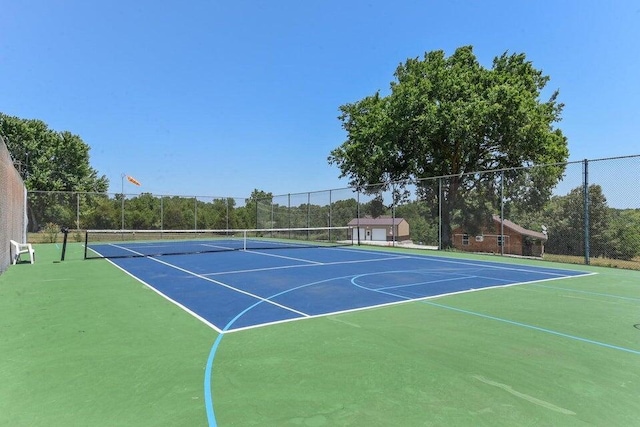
(27, 189), (393, 232)
(26, 180), (640, 261)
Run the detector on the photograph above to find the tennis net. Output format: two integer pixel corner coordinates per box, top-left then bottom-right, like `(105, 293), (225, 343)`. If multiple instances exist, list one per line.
(84, 226), (354, 259)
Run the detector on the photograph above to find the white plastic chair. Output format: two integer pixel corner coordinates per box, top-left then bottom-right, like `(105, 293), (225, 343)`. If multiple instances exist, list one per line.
(10, 240), (35, 265)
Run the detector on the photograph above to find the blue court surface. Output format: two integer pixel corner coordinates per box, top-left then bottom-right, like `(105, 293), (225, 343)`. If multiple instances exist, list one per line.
(102, 244), (590, 333)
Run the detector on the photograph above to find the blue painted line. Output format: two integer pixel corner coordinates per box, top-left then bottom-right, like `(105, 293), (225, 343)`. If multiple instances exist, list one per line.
(204, 334), (224, 427)
(422, 301), (640, 356)
(351, 274), (416, 300)
(352, 272), (640, 356)
(532, 284), (640, 302)
(198, 258), (614, 425)
(204, 273), (371, 427)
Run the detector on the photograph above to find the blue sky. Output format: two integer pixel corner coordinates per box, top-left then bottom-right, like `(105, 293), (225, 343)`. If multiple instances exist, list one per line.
(2, 0), (639, 199)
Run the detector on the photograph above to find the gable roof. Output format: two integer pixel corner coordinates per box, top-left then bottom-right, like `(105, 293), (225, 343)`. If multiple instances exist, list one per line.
(347, 216), (405, 226)
(492, 215), (547, 240)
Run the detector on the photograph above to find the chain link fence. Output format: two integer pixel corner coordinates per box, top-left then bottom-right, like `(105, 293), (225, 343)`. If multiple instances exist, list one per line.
(0, 136), (28, 273)
(25, 192), (248, 241)
(25, 155), (640, 269)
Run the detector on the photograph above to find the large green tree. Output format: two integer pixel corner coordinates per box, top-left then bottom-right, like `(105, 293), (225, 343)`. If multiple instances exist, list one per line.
(606, 209), (640, 260)
(541, 185), (640, 261)
(1, 113), (109, 231)
(329, 46), (568, 247)
(543, 185), (610, 257)
(1, 114), (108, 192)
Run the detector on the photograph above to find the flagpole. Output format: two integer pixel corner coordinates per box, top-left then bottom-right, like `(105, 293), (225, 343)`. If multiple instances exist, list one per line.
(121, 174), (141, 230)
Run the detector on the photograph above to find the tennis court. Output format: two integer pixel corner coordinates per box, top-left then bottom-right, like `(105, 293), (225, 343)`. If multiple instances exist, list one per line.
(1, 239), (639, 426)
(89, 235), (591, 333)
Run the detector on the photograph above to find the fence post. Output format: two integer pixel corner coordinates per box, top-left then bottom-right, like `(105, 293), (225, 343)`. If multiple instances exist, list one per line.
(356, 189), (360, 245)
(329, 189), (332, 241)
(254, 197), (258, 229)
(288, 193), (291, 231)
(500, 171), (505, 256)
(307, 192), (311, 228)
(438, 177), (442, 250)
(329, 190), (333, 227)
(120, 174), (125, 230)
(121, 194), (125, 230)
(583, 159), (590, 265)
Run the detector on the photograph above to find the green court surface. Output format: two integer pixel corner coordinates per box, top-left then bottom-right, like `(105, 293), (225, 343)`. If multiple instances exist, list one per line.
(1, 243), (639, 426)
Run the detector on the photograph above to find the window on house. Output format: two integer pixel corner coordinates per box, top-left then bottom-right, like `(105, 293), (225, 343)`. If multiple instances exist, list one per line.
(497, 235), (504, 247)
(462, 234), (469, 245)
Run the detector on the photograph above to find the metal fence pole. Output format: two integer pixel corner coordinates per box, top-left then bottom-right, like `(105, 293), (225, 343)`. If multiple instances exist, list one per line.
(121, 174), (125, 230)
(500, 171), (504, 256)
(288, 193), (291, 231)
(329, 189), (332, 241)
(307, 192), (311, 228)
(438, 177), (442, 250)
(583, 159), (590, 265)
(357, 189), (360, 245)
(392, 202), (396, 247)
(256, 197), (260, 230)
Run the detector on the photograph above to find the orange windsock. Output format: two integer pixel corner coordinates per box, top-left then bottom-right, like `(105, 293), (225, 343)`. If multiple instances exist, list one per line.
(126, 175), (141, 186)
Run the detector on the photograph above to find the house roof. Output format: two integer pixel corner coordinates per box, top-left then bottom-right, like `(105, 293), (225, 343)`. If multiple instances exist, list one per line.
(347, 216), (405, 226)
(492, 215), (547, 240)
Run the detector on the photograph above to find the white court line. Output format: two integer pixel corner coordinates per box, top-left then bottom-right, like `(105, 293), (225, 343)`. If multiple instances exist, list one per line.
(97, 242), (595, 335)
(244, 249), (324, 265)
(102, 257), (224, 334)
(109, 243), (310, 318)
(377, 275), (478, 290)
(398, 253), (595, 277)
(201, 243), (238, 251)
(224, 275), (568, 334)
(328, 246), (595, 278)
(202, 255), (413, 276)
(243, 246), (410, 265)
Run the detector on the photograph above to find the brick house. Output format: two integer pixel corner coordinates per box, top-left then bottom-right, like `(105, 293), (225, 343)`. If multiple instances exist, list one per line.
(347, 216), (410, 242)
(452, 215), (547, 257)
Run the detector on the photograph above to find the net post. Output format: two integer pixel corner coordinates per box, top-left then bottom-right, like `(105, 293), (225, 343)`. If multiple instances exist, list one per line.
(60, 227), (69, 261)
(243, 229), (247, 251)
(84, 230), (89, 259)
